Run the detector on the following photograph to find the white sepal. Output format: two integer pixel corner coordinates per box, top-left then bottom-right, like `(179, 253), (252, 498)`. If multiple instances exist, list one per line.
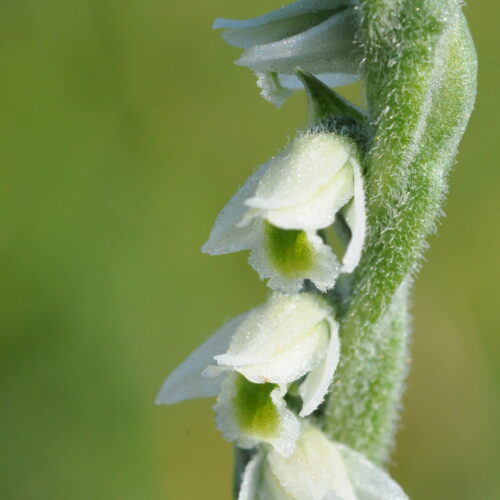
(235, 10), (360, 78)
(299, 316), (340, 417)
(340, 154), (366, 273)
(201, 165), (269, 256)
(338, 444), (409, 500)
(214, 0), (353, 44)
(264, 425), (357, 500)
(238, 452), (264, 500)
(155, 314), (246, 405)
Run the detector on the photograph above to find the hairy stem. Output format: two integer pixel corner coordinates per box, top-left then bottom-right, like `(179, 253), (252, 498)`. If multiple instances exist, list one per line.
(324, 1), (477, 464)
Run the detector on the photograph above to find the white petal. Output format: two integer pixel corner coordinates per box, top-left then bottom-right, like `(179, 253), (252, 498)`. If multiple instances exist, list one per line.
(258, 71), (358, 107)
(217, 10), (335, 50)
(155, 314), (246, 405)
(299, 316), (340, 416)
(215, 374), (301, 457)
(245, 133), (352, 217)
(214, 293), (333, 384)
(258, 460), (292, 500)
(236, 10), (361, 78)
(262, 163), (354, 231)
(256, 72), (293, 109)
(278, 71), (359, 90)
(248, 230), (340, 293)
(266, 425), (357, 500)
(202, 164), (268, 256)
(238, 452), (264, 500)
(338, 444), (409, 500)
(214, 0), (352, 32)
(341, 155), (366, 273)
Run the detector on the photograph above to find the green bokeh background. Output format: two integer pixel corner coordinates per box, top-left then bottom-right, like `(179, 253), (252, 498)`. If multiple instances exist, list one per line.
(1, 1), (498, 499)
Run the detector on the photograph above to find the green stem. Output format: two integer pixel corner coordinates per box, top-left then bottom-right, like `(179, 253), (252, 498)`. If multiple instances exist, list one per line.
(324, 1), (477, 464)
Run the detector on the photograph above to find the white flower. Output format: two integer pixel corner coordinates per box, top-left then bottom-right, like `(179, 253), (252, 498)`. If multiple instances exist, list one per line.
(213, 0), (361, 106)
(239, 425), (410, 500)
(202, 132), (366, 293)
(156, 293), (340, 457)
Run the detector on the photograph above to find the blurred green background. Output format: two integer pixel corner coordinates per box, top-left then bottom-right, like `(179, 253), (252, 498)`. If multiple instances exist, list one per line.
(0, 1), (498, 499)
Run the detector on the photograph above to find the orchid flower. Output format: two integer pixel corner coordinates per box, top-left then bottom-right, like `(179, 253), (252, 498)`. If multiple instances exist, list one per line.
(156, 293), (340, 457)
(214, 0), (361, 106)
(202, 132), (366, 293)
(238, 425), (409, 500)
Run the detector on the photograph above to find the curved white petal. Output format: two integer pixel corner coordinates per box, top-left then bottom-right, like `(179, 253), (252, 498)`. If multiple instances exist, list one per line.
(341, 155), (366, 273)
(214, 0), (352, 32)
(278, 71), (359, 90)
(258, 460), (292, 500)
(248, 230), (340, 293)
(245, 133), (351, 214)
(236, 10), (361, 78)
(214, 293), (332, 384)
(224, 320), (329, 385)
(215, 375), (301, 457)
(262, 164), (354, 231)
(266, 425), (357, 500)
(238, 452), (264, 500)
(258, 71), (358, 107)
(155, 314), (246, 405)
(218, 10), (335, 50)
(202, 164), (269, 255)
(338, 444), (409, 500)
(256, 72), (293, 108)
(299, 316), (340, 416)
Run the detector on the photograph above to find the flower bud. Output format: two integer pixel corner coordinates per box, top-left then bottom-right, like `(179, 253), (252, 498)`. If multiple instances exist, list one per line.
(202, 132), (366, 293)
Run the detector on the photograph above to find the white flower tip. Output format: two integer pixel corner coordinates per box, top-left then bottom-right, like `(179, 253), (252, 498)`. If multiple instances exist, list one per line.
(154, 315), (246, 406)
(299, 316), (340, 416)
(201, 364), (227, 378)
(212, 17), (231, 30)
(340, 155), (366, 273)
(256, 72), (293, 108)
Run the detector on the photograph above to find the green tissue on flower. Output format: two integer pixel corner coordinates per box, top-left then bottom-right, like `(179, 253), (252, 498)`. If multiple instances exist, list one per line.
(234, 374), (279, 437)
(265, 222), (313, 275)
